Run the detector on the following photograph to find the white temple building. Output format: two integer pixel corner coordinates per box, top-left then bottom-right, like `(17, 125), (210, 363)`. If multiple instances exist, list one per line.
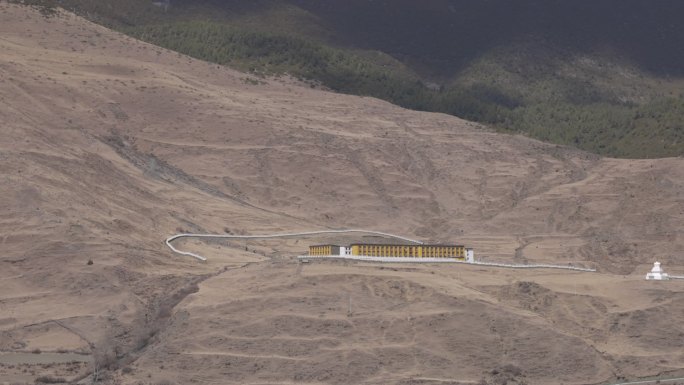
(645, 262), (669, 280)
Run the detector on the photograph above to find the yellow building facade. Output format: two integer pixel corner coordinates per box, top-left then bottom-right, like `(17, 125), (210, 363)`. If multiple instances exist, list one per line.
(309, 244), (465, 259)
(308, 245), (340, 256)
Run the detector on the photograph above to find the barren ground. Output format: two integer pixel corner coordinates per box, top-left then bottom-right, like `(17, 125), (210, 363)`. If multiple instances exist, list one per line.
(1, 4), (683, 384)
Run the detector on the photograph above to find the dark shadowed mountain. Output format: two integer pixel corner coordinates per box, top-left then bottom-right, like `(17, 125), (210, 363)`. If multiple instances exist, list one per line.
(36, 0), (684, 157)
(285, 0), (684, 76)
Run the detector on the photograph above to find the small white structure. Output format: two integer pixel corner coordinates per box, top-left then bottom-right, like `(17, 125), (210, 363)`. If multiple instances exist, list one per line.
(645, 262), (669, 280)
(465, 248), (475, 263)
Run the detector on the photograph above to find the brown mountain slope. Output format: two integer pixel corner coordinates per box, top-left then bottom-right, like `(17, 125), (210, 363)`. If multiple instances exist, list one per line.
(1, 4), (683, 384)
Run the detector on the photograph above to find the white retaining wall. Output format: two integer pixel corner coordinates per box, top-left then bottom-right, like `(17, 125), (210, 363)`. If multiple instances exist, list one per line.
(298, 255), (597, 272)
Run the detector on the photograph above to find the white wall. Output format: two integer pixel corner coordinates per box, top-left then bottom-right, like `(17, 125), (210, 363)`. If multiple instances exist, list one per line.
(466, 248), (474, 263)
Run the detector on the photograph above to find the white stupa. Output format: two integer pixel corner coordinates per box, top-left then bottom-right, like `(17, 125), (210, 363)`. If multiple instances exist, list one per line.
(645, 262), (669, 280)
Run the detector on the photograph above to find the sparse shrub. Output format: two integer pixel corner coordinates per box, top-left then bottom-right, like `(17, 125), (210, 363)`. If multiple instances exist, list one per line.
(8, 0), (58, 16)
(31, 348), (41, 354)
(156, 303), (173, 319)
(34, 376), (66, 384)
(501, 364), (523, 377)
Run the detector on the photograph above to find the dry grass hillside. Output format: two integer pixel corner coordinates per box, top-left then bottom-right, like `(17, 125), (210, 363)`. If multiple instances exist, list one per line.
(1, 4), (683, 384)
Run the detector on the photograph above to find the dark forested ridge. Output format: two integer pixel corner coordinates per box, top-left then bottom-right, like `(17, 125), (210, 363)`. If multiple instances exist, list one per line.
(24, 0), (684, 158)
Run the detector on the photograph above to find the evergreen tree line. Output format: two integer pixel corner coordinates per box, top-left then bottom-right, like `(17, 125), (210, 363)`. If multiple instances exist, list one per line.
(125, 21), (684, 158)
